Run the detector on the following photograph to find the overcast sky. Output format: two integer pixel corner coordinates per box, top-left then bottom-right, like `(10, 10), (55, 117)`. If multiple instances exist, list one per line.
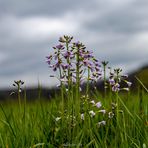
(0, 0), (148, 88)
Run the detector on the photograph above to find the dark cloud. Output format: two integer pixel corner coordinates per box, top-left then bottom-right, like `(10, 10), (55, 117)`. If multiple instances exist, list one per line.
(0, 0), (148, 88)
(85, 1), (148, 34)
(0, 0), (90, 17)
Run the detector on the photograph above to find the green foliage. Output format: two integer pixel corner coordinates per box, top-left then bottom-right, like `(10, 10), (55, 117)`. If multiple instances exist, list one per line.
(0, 92), (147, 148)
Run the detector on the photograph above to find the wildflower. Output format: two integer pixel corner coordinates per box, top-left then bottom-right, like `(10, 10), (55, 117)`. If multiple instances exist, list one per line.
(90, 100), (95, 105)
(98, 121), (106, 127)
(111, 102), (117, 110)
(108, 112), (114, 118)
(101, 61), (109, 66)
(79, 87), (82, 92)
(59, 36), (66, 43)
(89, 110), (96, 117)
(81, 113), (84, 120)
(61, 64), (70, 70)
(96, 102), (102, 108)
(63, 51), (73, 59)
(19, 89), (22, 93)
(121, 74), (128, 78)
(122, 88), (129, 91)
(109, 78), (115, 85)
(112, 83), (120, 92)
(99, 110), (106, 114)
(126, 81), (132, 87)
(56, 44), (64, 49)
(46, 35), (102, 89)
(12, 80), (24, 92)
(55, 117), (61, 122)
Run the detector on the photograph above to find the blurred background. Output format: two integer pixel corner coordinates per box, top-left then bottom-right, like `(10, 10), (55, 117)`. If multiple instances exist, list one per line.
(0, 0), (148, 89)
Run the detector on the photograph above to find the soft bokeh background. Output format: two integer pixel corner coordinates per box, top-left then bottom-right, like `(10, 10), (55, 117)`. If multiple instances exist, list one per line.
(0, 0), (148, 88)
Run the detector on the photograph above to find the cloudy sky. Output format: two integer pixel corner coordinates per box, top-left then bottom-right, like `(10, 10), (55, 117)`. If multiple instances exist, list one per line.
(0, 0), (148, 88)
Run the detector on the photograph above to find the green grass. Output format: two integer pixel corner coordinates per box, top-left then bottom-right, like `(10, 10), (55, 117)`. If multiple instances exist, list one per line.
(0, 91), (147, 148)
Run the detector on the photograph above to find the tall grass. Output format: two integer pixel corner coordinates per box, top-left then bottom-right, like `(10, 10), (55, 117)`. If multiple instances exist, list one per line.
(0, 91), (147, 147)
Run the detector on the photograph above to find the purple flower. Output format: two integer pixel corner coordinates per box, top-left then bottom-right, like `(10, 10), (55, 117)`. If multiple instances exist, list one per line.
(61, 64), (71, 70)
(112, 83), (120, 92)
(46, 55), (52, 65)
(63, 51), (73, 59)
(109, 78), (115, 86)
(99, 110), (106, 114)
(74, 41), (81, 47)
(96, 102), (102, 108)
(56, 44), (64, 49)
(83, 59), (91, 67)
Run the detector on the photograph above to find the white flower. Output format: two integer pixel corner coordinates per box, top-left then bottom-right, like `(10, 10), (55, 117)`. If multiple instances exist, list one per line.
(99, 110), (106, 114)
(81, 113), (84, 120)
(96, 102), (102, 108)
(98, 121), (106, 126)
(123, 88), (129, 91)
(79, 87), (82, 92)
(55, 117), (61, 122)
(127, 81), (132, 87)
(90, 100), (95, 105)
(89, 110), (96, 117)
(108, 112), (114, 119)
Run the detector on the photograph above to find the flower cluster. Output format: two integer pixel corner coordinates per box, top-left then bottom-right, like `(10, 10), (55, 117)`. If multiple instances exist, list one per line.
(108, 68), (132, 92)
(80, 99), (115, 128)
(10, 80), (24, 95)
(46, 35), (102, 88)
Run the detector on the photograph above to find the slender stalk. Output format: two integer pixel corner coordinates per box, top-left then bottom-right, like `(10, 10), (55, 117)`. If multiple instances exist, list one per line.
(102, 61), (108, 98)
(86, 68), (90, 97)
(76, 47), (80, 100)
(103, 65), (106, 98)
(18, 84), (21, 111)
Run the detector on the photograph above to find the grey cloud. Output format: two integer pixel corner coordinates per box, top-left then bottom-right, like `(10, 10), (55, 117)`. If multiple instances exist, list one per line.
(84, 0), (148, 34)
(0, 0), (90, 17)
(0, 0), (148, 88)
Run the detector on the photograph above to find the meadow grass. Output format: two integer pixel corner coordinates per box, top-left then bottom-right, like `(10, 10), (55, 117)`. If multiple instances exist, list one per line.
(0, 90), (147, 148)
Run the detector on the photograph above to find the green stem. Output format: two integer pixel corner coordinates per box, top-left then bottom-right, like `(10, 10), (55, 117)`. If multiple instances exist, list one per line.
(76, 48), (80, 100)
(86, 68), (90, 97)
(103, 65), (106, 98)
(18, 84), (21, 111)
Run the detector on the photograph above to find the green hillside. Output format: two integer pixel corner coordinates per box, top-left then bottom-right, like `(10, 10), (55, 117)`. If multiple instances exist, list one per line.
(135, 66), (148, 88)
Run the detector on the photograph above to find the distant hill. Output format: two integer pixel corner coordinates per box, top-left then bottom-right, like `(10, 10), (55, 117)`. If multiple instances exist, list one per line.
(0, 65), (147, 101)
(128, 65), (148, 89)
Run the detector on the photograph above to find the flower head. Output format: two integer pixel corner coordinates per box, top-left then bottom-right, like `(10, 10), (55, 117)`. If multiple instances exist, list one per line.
(112, 83), (120, 92)
(96, 102), (102, 108)
(56, 44), (64, 50)
(99, 109), (106, 114)
(55, 117), (61, 122)
(90, 100), (95, 105)
(81, 113), (84, 120)
(98, 121), (106, 127)
(108, 112), (114, 119)
(89, 110), (96, 117)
